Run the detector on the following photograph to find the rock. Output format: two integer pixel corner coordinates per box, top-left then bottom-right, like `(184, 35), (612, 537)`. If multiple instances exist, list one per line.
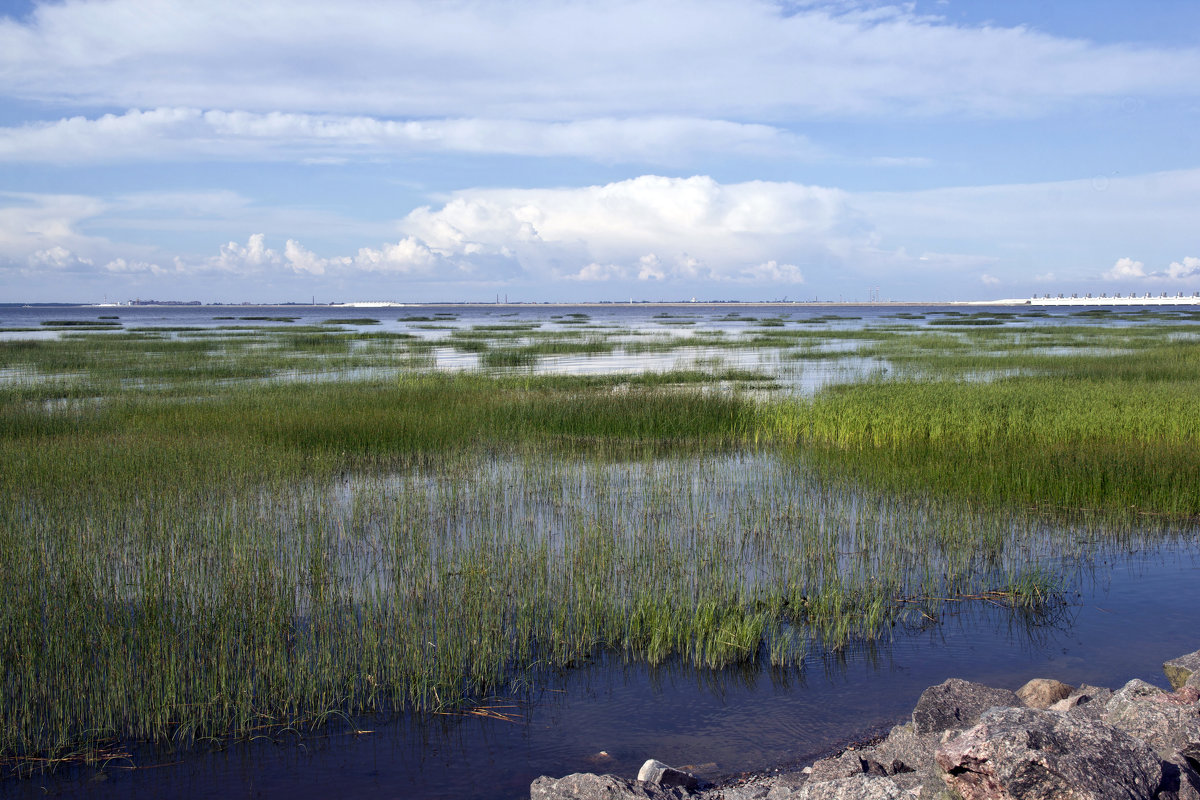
(719, 784), (771, 800)
(530, 772), (689, 800)
(761, 775), (915, 800)
(871, 723), (940, 776)
(1016, 678), (1073, 709)
(762, 773), (809, 800)
(639, 759), (702, 791)
(807, 751), (887, 783)
(911, 678), (1019, 735)
(1166, 649), (1200, 691)
(1188, 671), (1200, 692)
(935, 706), (1168, 800)
(1159, 759), (1200, 800)
(1103, 678), (1200, 760)
(794, 775), (915, 799)
(1047, 683), (1113, 718)
(1185, 739), (1200, 771)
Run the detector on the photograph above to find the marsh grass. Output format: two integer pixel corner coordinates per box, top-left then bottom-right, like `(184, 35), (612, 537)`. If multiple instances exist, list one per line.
(2, 311), (1198, 769)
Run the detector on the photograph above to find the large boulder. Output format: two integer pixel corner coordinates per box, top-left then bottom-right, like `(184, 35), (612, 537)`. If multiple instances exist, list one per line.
(638, 760), (702, 792)
(911, 679), (1019, 735)
(788, 724), (952, 799)
(869, 721), (956, 794)
(1166, 650), (1200, 691)
(1016, 678), (1073, 710)
(934, 706), (1168, 800)
(1102, 679), (1200, 761)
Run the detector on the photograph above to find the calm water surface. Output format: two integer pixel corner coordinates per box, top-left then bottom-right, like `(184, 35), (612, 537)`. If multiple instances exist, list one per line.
(6, 540), (1197, 799)
(3, 303), (1198, 798)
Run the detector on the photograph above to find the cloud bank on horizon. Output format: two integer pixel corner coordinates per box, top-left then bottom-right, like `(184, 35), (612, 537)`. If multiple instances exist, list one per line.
(1, 0), (1198, 303)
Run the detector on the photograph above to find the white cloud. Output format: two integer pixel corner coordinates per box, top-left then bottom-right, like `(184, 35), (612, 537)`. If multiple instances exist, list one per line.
(211, 234), (284, 272)
(190, 233), (453, 279)
(1, 1), (1197, 120)
(30, 245), (92, 270)
(393, 175), (850, 283)
(570, 262), (629, 281)
(741, 261), (805, 283)
(104, 257), (166, 275)
(0, 108), (816, 164)
(1104, 257), (1146, 280)
(4, 170), (1198, 300)
(1105, 255), (1200, 282)
(1167, 256), (1200, 279)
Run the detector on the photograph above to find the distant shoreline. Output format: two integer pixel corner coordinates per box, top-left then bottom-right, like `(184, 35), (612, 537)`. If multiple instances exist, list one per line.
(5, 297), (1199, 309)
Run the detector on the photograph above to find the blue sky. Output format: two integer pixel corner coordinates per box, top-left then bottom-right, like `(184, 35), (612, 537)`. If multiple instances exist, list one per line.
(1, 0), (1198, 303)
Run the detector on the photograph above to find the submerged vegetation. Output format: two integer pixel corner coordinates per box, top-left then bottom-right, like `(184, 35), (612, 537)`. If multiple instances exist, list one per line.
(1, 306), (1198, 770)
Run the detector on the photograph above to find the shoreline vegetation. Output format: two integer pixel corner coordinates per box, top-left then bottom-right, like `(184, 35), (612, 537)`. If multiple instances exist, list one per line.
(1, 307), (1198, 776)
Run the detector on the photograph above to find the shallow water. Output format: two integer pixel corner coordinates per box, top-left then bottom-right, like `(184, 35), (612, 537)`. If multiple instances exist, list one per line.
(4, 302), (1200, 798)
(6, 539), (1198, 799)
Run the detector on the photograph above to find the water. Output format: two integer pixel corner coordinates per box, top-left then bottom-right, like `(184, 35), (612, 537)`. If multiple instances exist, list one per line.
(5, 540), (1197, 799)
(3, 302), (1199, 798)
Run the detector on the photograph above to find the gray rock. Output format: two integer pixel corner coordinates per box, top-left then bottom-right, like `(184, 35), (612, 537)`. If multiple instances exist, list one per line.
(807, 751), (886, 784)
(934, 706), (1167, 800)
(1048, 683), (1113, 718)
(717, 785), (771, 800)
(639, 759), (702, 791)
(794, 775), (915, 799)
(911, 679), (1019, 735)
(1166, 649), (1200, 691)
(1016, 678), (1073, 709)
(871, 722), (941, 777)
(1188, 671), (1200, 692)
(762, 772), (810, 800)
(530, 772), (688, 800)
(1103, 678), (1200, 760)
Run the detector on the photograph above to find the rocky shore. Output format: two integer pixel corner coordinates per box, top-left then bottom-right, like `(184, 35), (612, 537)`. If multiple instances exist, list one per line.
(530, 647), (1200, 800)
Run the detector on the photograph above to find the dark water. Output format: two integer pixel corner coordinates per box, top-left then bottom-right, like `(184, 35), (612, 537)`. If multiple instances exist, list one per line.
(4, 303), (1199, 797)
(5, 540), (1198, 799)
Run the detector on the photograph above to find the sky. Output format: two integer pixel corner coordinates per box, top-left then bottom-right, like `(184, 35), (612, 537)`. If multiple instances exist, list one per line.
(1, 0), (1198, 304)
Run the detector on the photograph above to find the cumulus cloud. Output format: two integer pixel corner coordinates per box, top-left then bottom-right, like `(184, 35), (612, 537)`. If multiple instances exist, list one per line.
(5, 170), (1199, 300)
(1, 1), (1197, 120)
(1105, 255), (1200, 281)
(180, 176), (836, 285)
(196, 233), (454, 278)
(391, 175), (849, 282)
(0, 108), (816, 164)
(1104, 257), (1146, 279)
(29, 245), (92, 271)
(1167, 256), (1200, 279)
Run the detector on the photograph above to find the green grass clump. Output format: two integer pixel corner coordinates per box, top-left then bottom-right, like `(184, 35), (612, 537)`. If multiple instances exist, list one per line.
(765, 351), (1200, 516)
